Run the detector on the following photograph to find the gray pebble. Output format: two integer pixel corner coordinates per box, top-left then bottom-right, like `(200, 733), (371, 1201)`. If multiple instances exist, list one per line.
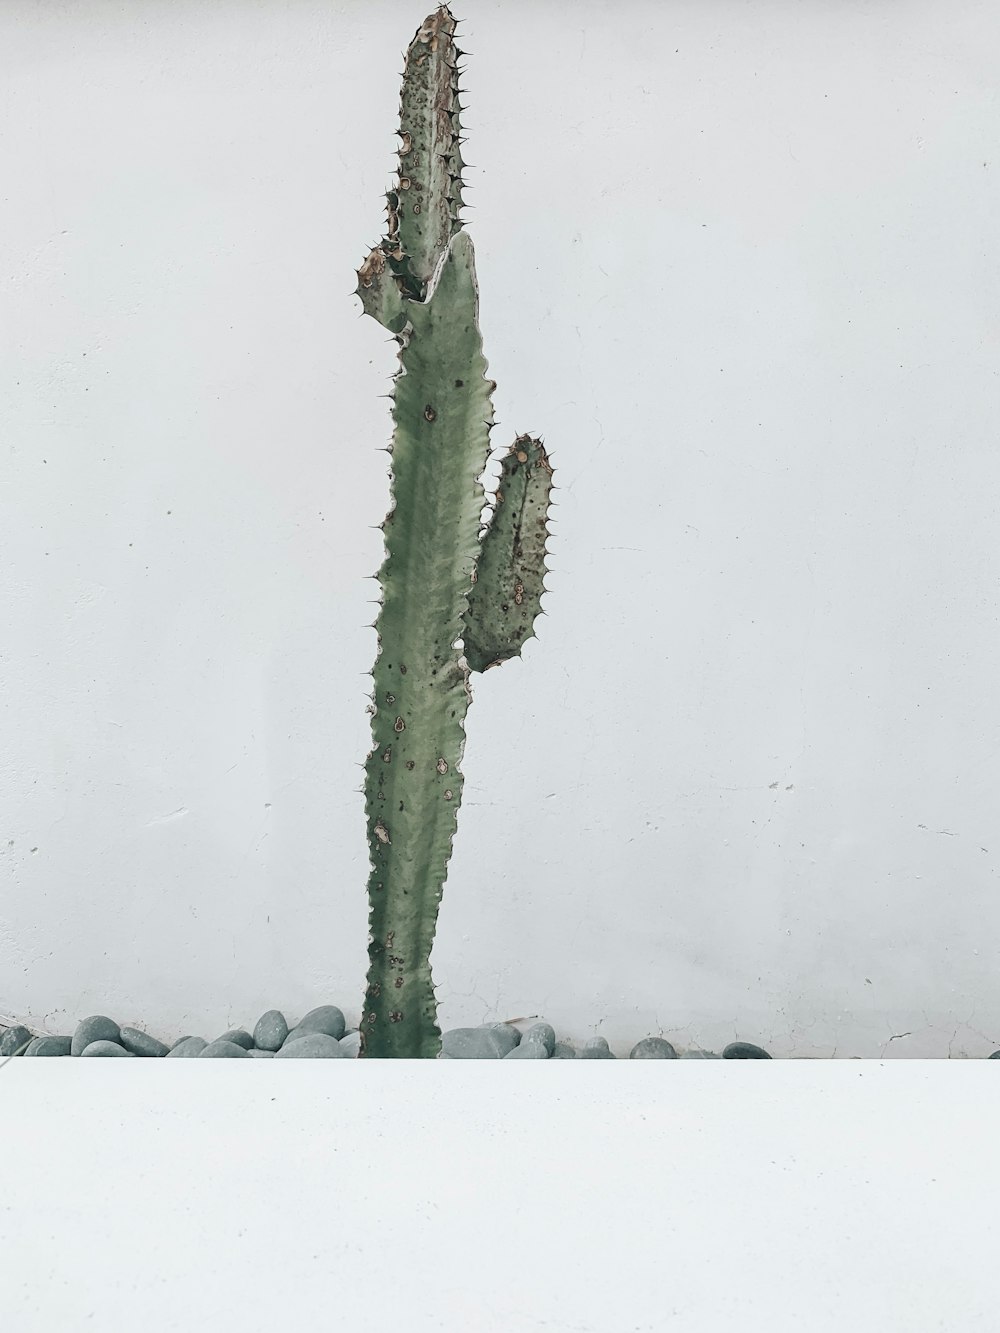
(199, 1039), (250, 1058)
(723, 1041), (772, 1059)
(630, 1037), (678, 1060)
(25, 1035), (73, 1057)
(579, 1036), (616, 1059)
(989, 1051), (1000, 1059)
(338, 1031), (362, 1058)
(521, 1023), (555, 1055)
(0, 1025), (33, 1057)
(247, 1048), (275, 1057)
(72, 1015), (121, 1057)
(550, 1042), (577, 1059)
(680, 1048), (721, 1059)
(503, 1039), (549, 1059)
(166, 1036), (208, 1057)
(274, 1032), (344, 1058)
(253, 1010), (289, 1052)
(486, 1021), (522, 1044)
(119, 1027), (170, 1057)
(294, 1006), (346, 1041)
(441, 1024), (520, 1059)
(217, 1028), (254, 1050)
(80, 1040), (134, 1057)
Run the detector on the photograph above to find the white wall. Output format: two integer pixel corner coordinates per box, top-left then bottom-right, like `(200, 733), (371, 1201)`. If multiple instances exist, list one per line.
(2, 0), (998, 1057)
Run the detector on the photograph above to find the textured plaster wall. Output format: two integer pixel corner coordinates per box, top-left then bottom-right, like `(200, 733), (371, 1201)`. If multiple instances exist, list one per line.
(2, 0), (998, 1056)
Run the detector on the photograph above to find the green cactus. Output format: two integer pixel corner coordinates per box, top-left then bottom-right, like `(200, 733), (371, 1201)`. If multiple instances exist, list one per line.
(356, 6), (555, 1057)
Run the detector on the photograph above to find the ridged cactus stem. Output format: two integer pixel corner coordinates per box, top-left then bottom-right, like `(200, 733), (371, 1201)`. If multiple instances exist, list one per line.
(357, 7), (554, 1057)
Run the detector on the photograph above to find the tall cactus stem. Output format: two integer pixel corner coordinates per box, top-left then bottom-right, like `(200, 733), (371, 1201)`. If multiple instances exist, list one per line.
(357, 6), (554, 1057)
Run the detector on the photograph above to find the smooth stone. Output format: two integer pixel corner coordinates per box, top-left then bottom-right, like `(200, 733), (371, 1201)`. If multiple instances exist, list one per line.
(71, 1015), (121, 1057)
(169, 1035), (196, 1050)
(295, 1006), (346, 1041)
(521, 1023), (555, 1055)
(680, 1049), (721, 1059)
(339, 1031), (362, 1058)
(441, 1025), (520, 1059)
(486, 1022), (521, 1048)
(579, 1037), (616, 1059)
(247, 1048), (275, 1057)
(25, 1035), (73, 1057)
(630, 1037), (678, 1060)
(80, 1040), (134, 1057)
(217, 1028), (254, 1051)
(0, 1025), (33, 1057)
(274, 1032), (344, 1059)
(989, 1051), (1000, 1059)
(551, 1043), (577, 1059)
(199, 1039), (250, 1058)
(723, 1041), (772, 1060)
(253, 1010), (289, 1052)
(503, 1040), (549, 1059)
(119, 1027), (170, 1057)
(166, 1037), (208, 1057)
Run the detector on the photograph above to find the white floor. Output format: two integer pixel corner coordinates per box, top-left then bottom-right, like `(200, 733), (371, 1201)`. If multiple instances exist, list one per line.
(1, 1064), (996, 1331)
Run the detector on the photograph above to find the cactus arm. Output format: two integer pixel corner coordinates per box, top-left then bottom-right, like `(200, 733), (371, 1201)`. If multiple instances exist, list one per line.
(362, 230), (495, 1058)
(463, 435), (555, 673)
(389, 6), (464, 298)
(355, 6), (464, 327)
(356, 245), (408, 334)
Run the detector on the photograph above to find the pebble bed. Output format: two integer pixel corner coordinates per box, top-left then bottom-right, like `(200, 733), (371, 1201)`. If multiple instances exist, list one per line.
(3, 1011), (999, 1061)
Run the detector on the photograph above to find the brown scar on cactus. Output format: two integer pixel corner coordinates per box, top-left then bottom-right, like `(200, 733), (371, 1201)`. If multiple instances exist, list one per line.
(357, 6), (556, 1058)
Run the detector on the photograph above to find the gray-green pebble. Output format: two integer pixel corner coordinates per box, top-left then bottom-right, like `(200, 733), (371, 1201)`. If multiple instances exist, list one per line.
(630, 1037), (678, 1059)
(579, 1037), (616, 1059)
(551, 1042), (577, 1059)
(72, 1015), (121, 1057)
(294, 1006), (346, 1041)
(81, 1040), (135, 1056)
(441, 1025), (520, 1059)
(199, 1039), (250, 1058)
(25, 1035), (73, 1057)
(252, 1010), (289, 1051)
(520, 1023), (555, 1055)
(166, 1037), (208, 1057)
(0, 1025), (33, 1057)
(503, 1040), (549, 1059)
(339, 1031), (362, 1058)
(274, 1032), (344, 1058)
(119, 1027), (170, 1057)
(247, 1048), (275, 1057)
(217, 1028), (254, 1050)
(722, 1041), (771, 1059)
